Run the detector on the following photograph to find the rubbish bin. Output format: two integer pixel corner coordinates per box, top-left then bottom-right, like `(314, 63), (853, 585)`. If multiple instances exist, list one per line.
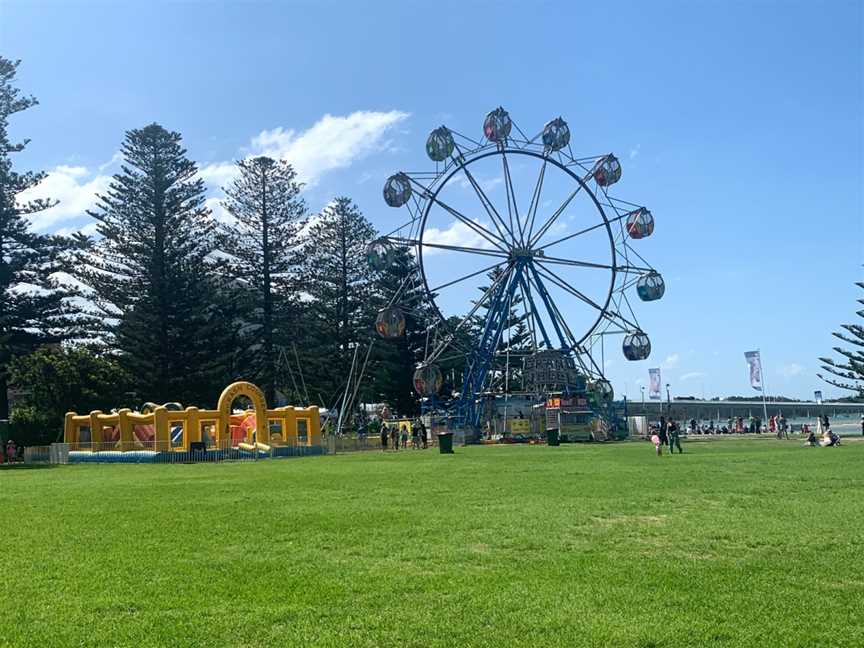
(437, 432), (454, 454)
(546, 429), (560, 446)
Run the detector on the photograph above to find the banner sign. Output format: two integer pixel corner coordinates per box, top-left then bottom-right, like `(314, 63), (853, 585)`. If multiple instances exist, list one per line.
(744, 350), (763, 391)
(814, 390), (823, 405)
(648, 368), (661, 400)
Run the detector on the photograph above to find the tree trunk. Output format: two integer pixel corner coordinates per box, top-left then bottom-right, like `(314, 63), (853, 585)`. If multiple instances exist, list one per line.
(261, 169), (274, 405)
(0, 372), (8, 421)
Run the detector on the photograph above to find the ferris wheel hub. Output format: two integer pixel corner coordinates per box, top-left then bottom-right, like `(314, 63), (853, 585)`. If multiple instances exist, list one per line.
(510, 247), (535, 260)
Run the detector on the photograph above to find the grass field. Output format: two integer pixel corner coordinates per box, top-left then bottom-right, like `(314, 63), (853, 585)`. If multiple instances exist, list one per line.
(2, 439), (863, 647)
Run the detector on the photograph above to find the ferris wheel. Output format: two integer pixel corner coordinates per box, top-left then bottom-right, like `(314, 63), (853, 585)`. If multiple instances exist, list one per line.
(368, 107), (663, 426)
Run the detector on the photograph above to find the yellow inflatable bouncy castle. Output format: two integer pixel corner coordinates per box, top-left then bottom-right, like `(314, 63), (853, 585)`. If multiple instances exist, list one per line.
(63, 382), (321, 463)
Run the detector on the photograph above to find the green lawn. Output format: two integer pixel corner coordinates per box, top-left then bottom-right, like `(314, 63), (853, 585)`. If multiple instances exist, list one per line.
(2, 439), (863, 647)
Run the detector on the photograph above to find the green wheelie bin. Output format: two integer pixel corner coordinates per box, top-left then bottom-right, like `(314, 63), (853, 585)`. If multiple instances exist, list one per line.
(438, 432), (454, 454)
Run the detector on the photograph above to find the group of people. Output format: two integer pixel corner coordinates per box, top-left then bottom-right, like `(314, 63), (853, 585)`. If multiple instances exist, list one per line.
(650, 417), (683, 456)
(803, 415), (842, 447)
(379, 419), (428, 451)
(0, 439), (18, 464)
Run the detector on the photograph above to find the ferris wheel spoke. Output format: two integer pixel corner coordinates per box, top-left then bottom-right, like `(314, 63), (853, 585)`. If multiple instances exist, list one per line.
(517, 277), (539, 351)
(539, 280), (581, 350)
(523, 264), (570, 350)
(501, 150), (524, 246)
(534, 262), (640, 333)
(428, 194), (509, 252)
(535, 255), (616, 271)
(429, 260), (508, 294)
(426, 262), (514, 364)
(524, 158), (547, 245)
(535, 208), (631, 253)
(516, 271), (553, 350)
(404, 177), (510, 252)
(527, 183), (585, 248)
(537, 254), (653, 275)
(386, 236), (509, 259)
(457, 160), (518, 246)
(526, 270), (576, 349)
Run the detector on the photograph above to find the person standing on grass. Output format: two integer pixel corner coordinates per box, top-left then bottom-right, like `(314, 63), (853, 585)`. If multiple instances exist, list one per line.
(390, 424), (399, 451)
(380, 423), (388, 451)
(668, 420), (683, 454)
(419, 418), (428, 449)
(400, 423), (409, 450)
(651, 432), (663, 456)
(658, 418), (669, 450)
(860, 414), (863, 436)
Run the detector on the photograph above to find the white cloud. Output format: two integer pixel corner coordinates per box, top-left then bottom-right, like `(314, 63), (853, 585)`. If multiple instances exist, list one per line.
(21, 110), (409, 234)
(18, 165), (111, 231)
(198, 162), (238, 190)
(778, 363), (804, 379)
(422, 220), (498, 255)
(661, 353), (680, 370)
(629, 144), (641, 160)
(98, 151), (123, 172)
(680, 371), (706, 382)
(238, 110), (408, 187)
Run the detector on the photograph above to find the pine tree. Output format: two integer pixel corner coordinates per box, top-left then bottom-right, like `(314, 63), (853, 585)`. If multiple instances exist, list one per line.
(818, 280), (864, 397)
(300, 197), (377, 406)
(77, 123), (231, 406)
(0, 57), (87, 419)
(219, 156), (307, 404)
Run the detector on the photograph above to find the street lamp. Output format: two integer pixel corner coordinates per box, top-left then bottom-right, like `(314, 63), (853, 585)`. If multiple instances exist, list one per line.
(665, 383), (671, 417)
(640, 385), (645, 411)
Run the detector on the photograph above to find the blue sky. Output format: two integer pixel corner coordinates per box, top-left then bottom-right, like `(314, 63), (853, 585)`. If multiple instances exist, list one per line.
(2, 0), (862, 400)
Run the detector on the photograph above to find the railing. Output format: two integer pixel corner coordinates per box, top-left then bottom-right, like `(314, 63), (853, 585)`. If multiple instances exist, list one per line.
(325, 432), (449, 454)
(23, 446), (52, 464)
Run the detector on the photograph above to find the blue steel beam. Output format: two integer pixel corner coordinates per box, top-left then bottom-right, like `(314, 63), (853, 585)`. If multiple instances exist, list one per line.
(517, 271), (553, 350)
(456, 262), (525, 427)
(526, 262), (570, 351)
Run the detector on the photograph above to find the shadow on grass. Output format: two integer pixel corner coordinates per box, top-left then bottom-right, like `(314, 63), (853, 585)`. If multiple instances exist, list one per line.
(0, 463), (55, 471)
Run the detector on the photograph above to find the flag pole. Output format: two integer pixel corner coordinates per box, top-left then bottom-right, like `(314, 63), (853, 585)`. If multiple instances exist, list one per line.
(758, 348), (769, 432)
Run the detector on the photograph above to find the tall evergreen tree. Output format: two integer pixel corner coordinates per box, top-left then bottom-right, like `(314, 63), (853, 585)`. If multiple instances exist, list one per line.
(77, 123), (231, 406)
(0, 57), (86, 419)
(300, 197), (377, 405)
(818, 280), (864, 397)
(219, 156), (307, 404)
